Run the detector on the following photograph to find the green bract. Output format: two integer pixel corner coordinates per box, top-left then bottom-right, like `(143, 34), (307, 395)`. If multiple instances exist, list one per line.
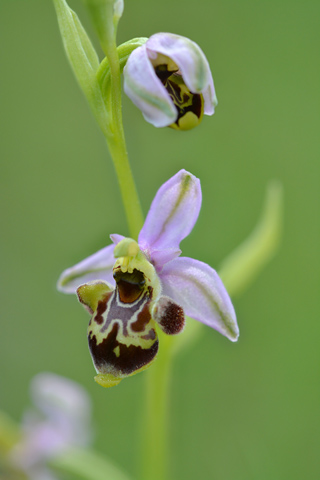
(53, 0), (148, 138)
(53, 0), (109, 134)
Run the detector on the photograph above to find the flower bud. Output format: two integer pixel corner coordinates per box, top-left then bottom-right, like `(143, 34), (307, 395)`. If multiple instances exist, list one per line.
(123, 33), (217, 130)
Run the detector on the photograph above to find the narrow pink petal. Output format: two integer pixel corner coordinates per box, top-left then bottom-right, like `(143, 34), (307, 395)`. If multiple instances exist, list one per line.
(138, 170), (201, 259)
(57, 244), (115, 294)
(146, 33), (216, 115)
(123, 44), (177, 127)
(160, 257), (239, 341)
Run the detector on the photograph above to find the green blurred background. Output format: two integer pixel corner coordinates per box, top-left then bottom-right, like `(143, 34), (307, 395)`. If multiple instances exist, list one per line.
(1, 0), (319, 479)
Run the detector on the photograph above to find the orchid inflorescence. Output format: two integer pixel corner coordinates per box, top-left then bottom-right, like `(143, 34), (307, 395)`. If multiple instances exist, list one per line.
(53, 0), (238, 389)
(0, 2), (282, 480)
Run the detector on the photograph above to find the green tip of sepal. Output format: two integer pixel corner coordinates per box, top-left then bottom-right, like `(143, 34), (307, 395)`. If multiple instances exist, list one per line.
(94, 373), (122, 388)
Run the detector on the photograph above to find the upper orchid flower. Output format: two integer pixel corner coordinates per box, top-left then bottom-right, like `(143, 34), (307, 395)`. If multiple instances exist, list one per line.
(123, 33), (218, 130)
(58, 170), (238, 388)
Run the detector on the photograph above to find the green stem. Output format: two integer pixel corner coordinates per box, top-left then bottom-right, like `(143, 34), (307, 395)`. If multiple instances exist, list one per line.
(106, 133), (144, 240)
(93, 6), (173, 477)
(102, 5), (144, 240)
(140, 332), (174, 480)
(105, 39), (173, 476)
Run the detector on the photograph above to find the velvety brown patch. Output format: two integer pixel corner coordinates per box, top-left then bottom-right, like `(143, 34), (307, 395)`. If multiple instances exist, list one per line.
(88, 323), (159, 376)
(154, 296), (185, 335)
(131, 303), (152, 332)
(94, 292), (112, 325)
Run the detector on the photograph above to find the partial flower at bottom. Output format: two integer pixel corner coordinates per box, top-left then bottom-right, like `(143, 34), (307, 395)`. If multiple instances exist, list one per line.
(58, 170), (238, 387)
(10, 372), (92, 480)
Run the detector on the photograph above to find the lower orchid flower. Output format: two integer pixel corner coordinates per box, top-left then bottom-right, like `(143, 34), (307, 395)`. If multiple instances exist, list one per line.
(58, 170), (239, 388)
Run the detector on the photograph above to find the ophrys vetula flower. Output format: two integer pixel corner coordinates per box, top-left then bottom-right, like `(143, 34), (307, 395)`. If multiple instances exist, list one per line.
(58, 170), (238, 387)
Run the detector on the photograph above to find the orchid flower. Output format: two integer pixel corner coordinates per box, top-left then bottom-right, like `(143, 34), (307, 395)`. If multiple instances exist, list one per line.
(58, 170), (238, 388)
(10, 373), (92, 480)
(123, 33), (218, 130)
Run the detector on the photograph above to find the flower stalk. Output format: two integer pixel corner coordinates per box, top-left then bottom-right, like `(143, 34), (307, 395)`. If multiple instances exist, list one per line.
(105, 133), (144, 240)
